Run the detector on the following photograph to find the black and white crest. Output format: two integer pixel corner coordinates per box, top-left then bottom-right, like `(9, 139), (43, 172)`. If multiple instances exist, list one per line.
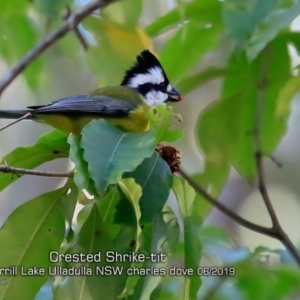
(121, 50), (181, 106)
(121, 50), (169, 88)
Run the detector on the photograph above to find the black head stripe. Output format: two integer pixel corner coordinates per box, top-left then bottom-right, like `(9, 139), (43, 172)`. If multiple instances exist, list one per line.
(134, 83), (168, 98)
(121, 50), (169, 87)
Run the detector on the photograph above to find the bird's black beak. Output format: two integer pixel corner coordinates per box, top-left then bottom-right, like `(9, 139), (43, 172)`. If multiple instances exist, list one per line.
(167, 86), (183, 102)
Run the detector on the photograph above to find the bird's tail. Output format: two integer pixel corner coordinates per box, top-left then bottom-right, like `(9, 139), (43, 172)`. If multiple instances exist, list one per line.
(0, 110), (32, 120)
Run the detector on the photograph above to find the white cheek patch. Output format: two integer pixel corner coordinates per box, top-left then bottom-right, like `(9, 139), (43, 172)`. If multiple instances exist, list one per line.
(128, 67), (164, 88)
(145, 90), (168, 106)
(166, 84), (172, 92)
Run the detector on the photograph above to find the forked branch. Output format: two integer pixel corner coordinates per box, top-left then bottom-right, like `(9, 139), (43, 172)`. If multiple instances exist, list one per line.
(0, 0), (115, 95)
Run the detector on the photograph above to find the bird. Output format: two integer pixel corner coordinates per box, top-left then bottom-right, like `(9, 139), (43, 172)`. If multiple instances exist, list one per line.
(0, 50), (182, 135)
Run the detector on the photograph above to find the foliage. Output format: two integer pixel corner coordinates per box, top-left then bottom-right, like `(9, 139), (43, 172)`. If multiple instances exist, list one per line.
(1, 0), (300, 299)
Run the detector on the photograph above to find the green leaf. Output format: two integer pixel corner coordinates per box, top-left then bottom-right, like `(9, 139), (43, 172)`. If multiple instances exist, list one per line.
(68, 133), (97, 196)
(116, 179), (143, 298)
(247, 1), (300, 60)
(0, 130), (69, 192)
(196, 36), (291, 182)
(118, 178), (142, 250)
(173, 176), (196, 217)
(83, 17), (152, 87)
(284, 31), (300, 54)
(0, 14), (42, 89)
(187, 173), (214, 219)
(115, 152), (173, 227)
(233, 262), (300, 300)
(124, 151), (173, 224)
(148, 104), (183, 144)
(172, 176), (202, 300)
(102, 0), (143, 27)
(145, 0), (222, 37)
(61, 180), (78, 227)
(96, 187), (122, 240)
(34, 0), (72, 19)
(160, 20), (222, 82)
(139, 211), (180, 300)
(276, 74), (300, 119)
(115, 151), (173, 225)
(98, 187), (121, 223)
(81, 119), (156, 196)
(113, 226), (141, 299)
(270, 268), (300, 296)
(54, 204), (126, 300)
(68, 134), (89, 190)
(177, 68), (232, 95)
(73, 202), (94, 236)
(0, 180), (72, 300)
(113, 226), (137, 253)
(0, 0), (28, 16)
(223, 0), (282, 47)
(114, 192), (137, 227)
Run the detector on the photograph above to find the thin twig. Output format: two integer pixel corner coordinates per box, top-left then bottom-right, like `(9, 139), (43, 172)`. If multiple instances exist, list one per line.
(73, 26), (89, 51)
(0, 0), (115, 95)
(63, 5), (88, 51)
(0, 112), (31, 132)
(0, 164), (74, 177)
(255, 152), (281, 229)
(269, 155), (282, 168)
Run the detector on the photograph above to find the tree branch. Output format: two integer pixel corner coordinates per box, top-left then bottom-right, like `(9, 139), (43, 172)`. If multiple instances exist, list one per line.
(179, 169), (300, 266)
(255, 152), (281, 229)
(0, 164), (73, 178)
(255, 153), (300, 266)
(63, 5), (88, 51)
(0, 0), (115, 95)
(178, 170), (277, 238)
(255, 152), (300, 265)
(254, 47), (300, 266)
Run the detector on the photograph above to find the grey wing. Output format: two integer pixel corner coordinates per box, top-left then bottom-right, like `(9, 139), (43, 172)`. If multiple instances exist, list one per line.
(27, 94), (136, 117)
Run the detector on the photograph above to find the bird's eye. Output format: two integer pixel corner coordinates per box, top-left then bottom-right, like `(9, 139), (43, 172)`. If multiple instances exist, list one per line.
(159, 82), (166, 90)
